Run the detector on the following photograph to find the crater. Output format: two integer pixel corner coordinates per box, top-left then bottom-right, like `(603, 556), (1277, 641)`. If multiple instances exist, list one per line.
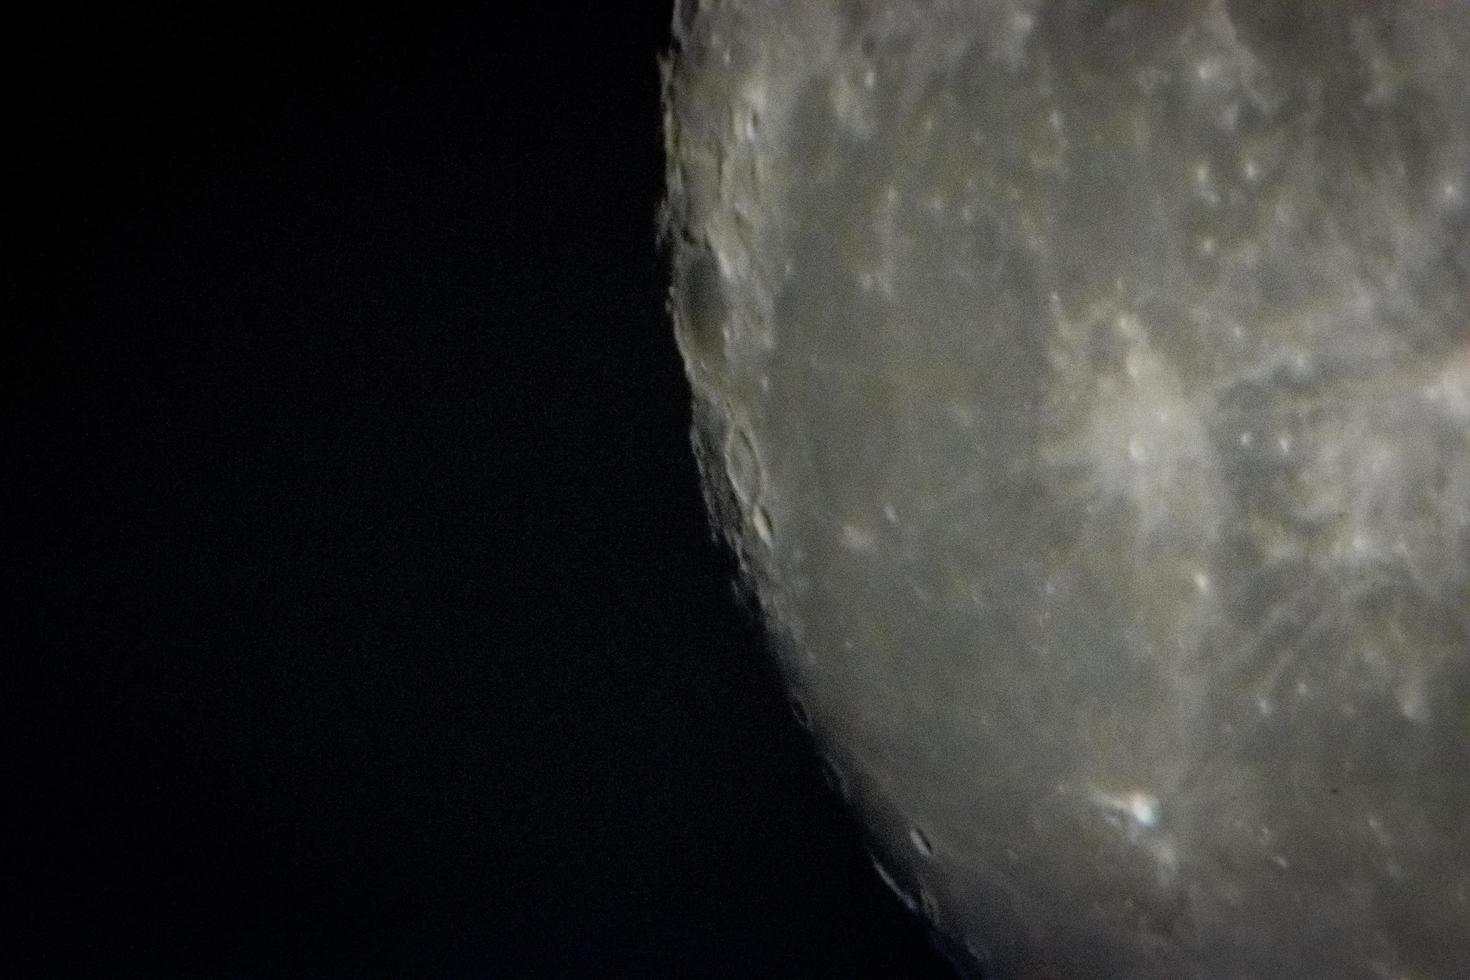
(673, 247), (728, 371)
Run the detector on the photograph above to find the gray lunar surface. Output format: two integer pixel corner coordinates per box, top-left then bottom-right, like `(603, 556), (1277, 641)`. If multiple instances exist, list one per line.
(660, 1), (1470, 976)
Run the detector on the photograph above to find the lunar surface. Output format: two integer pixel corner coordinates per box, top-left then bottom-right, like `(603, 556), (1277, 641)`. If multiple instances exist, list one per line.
(661, 2), (1469, 976)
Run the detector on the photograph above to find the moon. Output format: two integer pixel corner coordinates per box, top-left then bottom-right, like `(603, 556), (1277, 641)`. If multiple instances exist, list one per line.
(663, 2), (1470, 976)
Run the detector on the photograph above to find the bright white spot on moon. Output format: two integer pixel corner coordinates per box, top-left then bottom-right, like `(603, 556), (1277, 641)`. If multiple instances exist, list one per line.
(1129, 794), (1160, 828)
(1091, 787), (1162, 830)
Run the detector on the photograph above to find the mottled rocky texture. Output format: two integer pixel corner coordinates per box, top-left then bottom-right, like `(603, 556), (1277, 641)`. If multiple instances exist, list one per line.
(663, 2), (1470, 976)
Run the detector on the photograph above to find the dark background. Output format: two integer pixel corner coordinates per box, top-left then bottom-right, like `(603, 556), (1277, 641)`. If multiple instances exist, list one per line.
(12, 5), (955, 976)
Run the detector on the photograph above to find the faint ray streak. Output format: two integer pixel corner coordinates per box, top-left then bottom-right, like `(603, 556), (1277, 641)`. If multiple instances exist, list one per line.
(1174, 566), (1389, 805)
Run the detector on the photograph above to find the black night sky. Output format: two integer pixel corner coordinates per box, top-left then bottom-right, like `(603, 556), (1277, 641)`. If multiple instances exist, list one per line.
(13, 5), (956, 976)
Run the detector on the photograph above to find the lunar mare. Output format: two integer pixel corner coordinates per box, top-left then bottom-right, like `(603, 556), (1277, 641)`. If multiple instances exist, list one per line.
(663, 2), (1470, 976)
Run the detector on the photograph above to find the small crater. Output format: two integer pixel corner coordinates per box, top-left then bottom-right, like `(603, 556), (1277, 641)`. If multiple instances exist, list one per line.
(740, 106), (759, 141)
(1128, 794), (1160, 829)
(963, 938), (991, 969)
(820, 756), (849, 799)
(840, 523), (876, 552)
(674, 249), (728, 369)
(788, 694), (811, 730)
(722, 426), (762, 505)
(870, 855), (918, 913)
(919, 887), (940, 922)
(752, 504), (774, 547)
(1092, 787), (1161, 830)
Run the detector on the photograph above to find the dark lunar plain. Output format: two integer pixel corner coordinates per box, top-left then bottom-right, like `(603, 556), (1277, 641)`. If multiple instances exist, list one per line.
(11, 5), (957, 978)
